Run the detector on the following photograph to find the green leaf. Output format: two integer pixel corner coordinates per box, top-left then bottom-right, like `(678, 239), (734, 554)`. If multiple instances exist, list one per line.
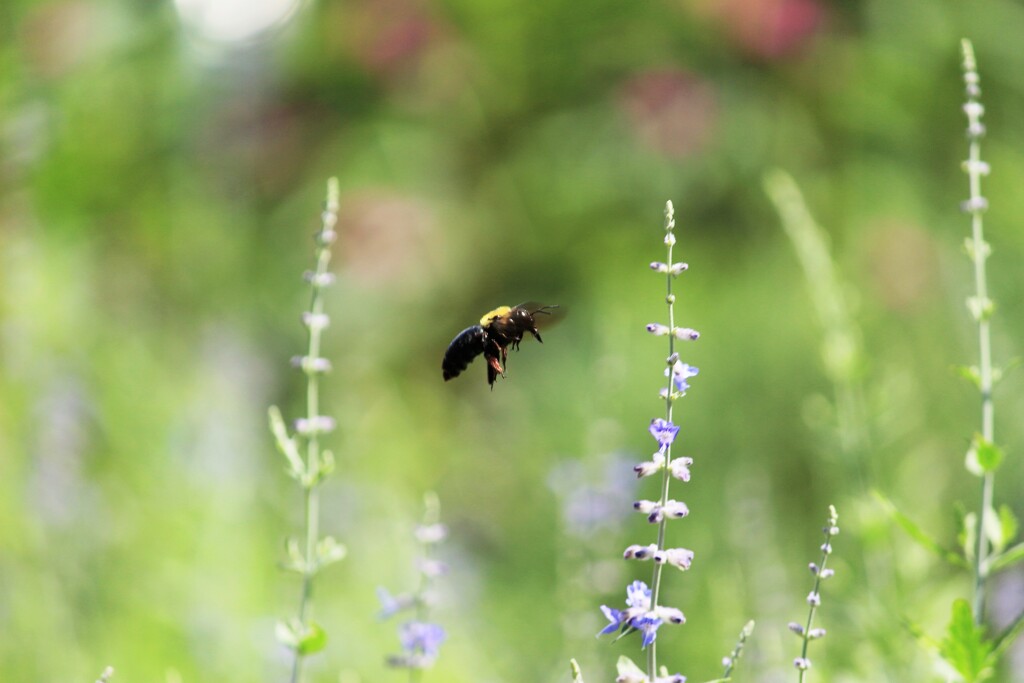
(988, 542), (1024, 574)
(939, 599), (994, 683)
(874, 491), (967, 568)
(956, 503), (976, 564)
(954, 364), (982, 389)
(569, 658), (585, 683)
(982, 505), (1012, 553)
(269, 406), (306, 480)
(997, 505), (1018, 550)
(297, 621), (327, 655)
(966, 435), (1004, 476)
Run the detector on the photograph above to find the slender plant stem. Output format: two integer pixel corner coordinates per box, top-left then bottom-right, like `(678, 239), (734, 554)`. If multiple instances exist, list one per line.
(648, 202), (678, 679)
(289, 182), (339, 683)
(961, 38), (994, 626)
(797, 514), (837, 683)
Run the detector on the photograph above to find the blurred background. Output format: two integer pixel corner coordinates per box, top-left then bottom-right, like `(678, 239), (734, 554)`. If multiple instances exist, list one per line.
(2, 0), (1024, 681)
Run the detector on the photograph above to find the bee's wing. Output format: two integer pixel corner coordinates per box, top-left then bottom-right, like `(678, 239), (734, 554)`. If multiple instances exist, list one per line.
(442, 326), (487, 381)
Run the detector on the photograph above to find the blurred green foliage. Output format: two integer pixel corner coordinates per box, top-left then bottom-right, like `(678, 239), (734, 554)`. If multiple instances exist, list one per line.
(2, 0), (1023, 681)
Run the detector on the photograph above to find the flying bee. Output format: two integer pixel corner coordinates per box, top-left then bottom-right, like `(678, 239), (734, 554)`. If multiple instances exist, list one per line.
(442, 303), (561, 388)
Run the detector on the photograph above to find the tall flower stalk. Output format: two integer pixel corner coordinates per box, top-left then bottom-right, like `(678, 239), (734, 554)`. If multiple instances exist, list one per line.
(378, 492), (448, 680)
(597, 201), (699, 683)
(958, 38), (1000, 627)
(269, 178), (348, 682)
(789, 506), (839, 681)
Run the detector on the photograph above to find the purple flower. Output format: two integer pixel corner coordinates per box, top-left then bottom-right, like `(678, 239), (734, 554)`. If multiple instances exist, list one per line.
(624, 543), (659, 560)
(598, 581), (684, 649)
(655, 547), (695, 570)
(386, 621), (447, 668)
(636, 614), (663, 648)
(626, 579), (652, 609)
(634, 498), (689, 523)
(649, 418), (679, 451)
(376, 587), (415, 619)
(599, 605), (626, 635)
(673, 327), (700, 341)
(399, 621), (446, 657)
(667, 361), (699, 394)
(669, 456), (693, 482)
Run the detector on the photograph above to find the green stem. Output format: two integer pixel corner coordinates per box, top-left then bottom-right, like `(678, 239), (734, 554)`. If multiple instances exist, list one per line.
(289, 181), (339, 683)
(648, 203), (678, 679)
(961, 39), (994, 626)
(797, 509), (837, 683)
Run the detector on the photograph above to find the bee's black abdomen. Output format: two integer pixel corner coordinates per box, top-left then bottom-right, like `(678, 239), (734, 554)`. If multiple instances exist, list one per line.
(442, 325), (487, 380)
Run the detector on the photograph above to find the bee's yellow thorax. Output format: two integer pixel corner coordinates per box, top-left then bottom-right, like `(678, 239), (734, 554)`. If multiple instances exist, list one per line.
(480, 306), (511, 326)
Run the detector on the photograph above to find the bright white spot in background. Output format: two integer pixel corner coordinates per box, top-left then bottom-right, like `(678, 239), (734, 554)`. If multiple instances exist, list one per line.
(173, 0), (301, 44)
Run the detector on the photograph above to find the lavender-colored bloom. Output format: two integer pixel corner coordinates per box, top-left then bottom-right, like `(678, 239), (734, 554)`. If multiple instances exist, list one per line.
(624, 543), (659, 560)
(669, 457), (693, 482)
(647, 323), (670, 336)
(657, 547), (694, 570)
(636, 499), (689, 523)
(415, 557), (448, 578)
(808, 628), (826, 639)
(657, 674), (687, 683)
(634, 499), (659, 515)
(634, 452), (665, 478)
(649, 418), (679, 451)
(666, 361), (699, 394)
(599, 605), (626, 635)
(598, 581), (685, 649)
(399, 621), (446, 657)
(376, 587), (415, 619)
(636, 614), (663, 648)
(673, 327), (700, 341)
(293, 415), (337, 435)
(626, 580), (652, 609)
(806, 591), (821, 606)
(599, 581), (652, 636)
(656, 606), (686, 625)
(794, 657), (812, 670)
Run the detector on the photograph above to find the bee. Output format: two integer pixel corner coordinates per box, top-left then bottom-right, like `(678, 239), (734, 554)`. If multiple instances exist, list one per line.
(442, 303), (560, 388)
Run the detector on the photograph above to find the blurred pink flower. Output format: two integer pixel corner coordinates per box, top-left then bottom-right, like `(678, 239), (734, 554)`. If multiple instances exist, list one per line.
(334, 0), (444, 79)
(19, 1), (105, 80)
(688, 0), (825, 60)
(337, 191), (438, 286)
(617, 69), (718, 159)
